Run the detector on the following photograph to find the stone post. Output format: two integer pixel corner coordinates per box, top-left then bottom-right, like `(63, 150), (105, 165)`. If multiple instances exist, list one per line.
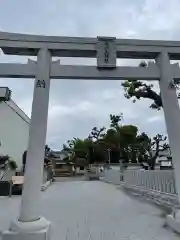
(2, 48), (52, 240)
(156, 51), (180, 231)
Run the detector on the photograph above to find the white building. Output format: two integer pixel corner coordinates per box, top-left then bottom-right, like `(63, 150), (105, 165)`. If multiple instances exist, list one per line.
(0, 92), (30, 170)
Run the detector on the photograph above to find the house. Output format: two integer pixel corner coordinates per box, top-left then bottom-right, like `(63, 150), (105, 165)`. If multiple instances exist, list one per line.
(158, 147), (171, 160)
(158, 147), (172, 169)
(0, 87), (30, 171)
(51, 150), (72, 161)
(49, 150), (74, 177)
(0, 87), (55, 185)
(50, 149), (89, 176)
(150, 147), (172, 169)
(150, 147), (171, 162)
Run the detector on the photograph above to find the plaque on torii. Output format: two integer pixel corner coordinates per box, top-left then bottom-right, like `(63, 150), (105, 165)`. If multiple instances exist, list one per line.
(96, 36), (117, 69)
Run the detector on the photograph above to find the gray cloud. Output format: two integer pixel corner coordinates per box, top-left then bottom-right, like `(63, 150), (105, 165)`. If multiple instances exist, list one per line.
(0, 0), (177, 149)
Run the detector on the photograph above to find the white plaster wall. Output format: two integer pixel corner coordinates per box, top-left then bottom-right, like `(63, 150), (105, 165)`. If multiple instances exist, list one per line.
(0, 100), (30, 170)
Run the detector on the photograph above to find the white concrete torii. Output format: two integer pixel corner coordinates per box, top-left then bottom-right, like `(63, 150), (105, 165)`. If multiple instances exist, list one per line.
(1, 32), (180, 239)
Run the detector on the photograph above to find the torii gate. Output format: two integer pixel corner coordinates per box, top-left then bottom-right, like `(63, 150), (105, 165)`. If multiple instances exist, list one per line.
(1, 32), (180, 239)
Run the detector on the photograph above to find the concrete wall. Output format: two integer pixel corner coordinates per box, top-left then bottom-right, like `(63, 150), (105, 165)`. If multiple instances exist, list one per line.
(0, 100), (30, 170)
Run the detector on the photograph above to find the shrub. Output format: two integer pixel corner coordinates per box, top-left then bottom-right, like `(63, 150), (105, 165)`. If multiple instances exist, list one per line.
(8, 159), (18, 170)
(0, 155), (10, 168)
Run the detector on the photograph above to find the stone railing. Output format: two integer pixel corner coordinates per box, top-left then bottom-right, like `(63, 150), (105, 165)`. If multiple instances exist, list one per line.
(124, 169), (177, 194)
(102, 169), (179, 208)
(103, 169), (121, 185)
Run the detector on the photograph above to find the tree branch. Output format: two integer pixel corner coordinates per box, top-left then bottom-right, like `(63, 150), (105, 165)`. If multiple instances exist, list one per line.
(123, 81), (163, 109)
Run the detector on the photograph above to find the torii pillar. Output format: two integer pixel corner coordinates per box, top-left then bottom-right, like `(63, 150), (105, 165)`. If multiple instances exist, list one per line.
(3, 48), (51, 239)
(157, 51), (180, 231)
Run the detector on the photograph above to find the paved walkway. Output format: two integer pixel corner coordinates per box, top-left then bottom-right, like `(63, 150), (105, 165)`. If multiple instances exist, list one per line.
(0, 181), (179, 240)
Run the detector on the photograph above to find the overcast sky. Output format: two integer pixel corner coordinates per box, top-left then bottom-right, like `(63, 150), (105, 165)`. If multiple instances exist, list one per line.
(0, 0), (179, 150)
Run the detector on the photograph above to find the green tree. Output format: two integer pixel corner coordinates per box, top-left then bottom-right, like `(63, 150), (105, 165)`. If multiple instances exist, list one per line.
(104, 114), (123, 163)
(63, 113), (167, 170)
(136, 132), (169, 170)
(110, 113), (123, 128)
(0, 155), (17, 180)
(120, 125), (139, 163)
(87, 126), (106, 164)
(121, 62), (163, 110)
(67, 138), (92, 158)
(103, 114), (138, 164)
(89, 126), (106, 141)
(121, 61), (180, 110)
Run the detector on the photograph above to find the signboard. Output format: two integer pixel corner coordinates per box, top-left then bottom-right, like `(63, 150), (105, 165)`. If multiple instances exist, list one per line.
(97, 37), (116, 69)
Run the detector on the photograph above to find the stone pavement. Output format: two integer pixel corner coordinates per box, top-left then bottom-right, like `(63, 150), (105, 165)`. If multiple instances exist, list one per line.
(0, 181), (179, 240)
